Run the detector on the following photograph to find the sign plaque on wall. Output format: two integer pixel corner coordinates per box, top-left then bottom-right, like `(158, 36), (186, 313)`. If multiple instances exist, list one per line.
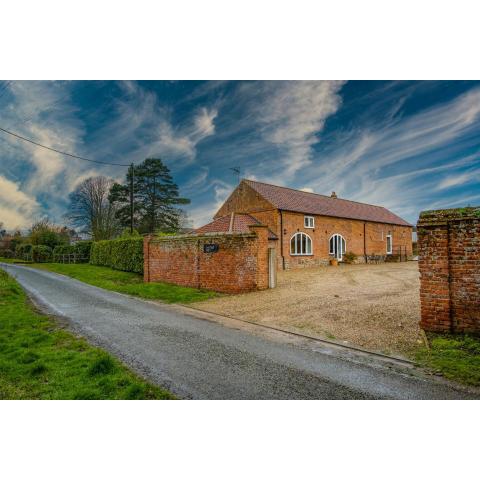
(203, 243), (219, 253)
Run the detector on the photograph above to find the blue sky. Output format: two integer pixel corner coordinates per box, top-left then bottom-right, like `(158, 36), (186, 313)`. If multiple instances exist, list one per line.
(0, 80), (479, 231)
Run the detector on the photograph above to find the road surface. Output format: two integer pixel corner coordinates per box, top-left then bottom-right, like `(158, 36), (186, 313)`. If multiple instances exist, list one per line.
(1, 263), (477, 399)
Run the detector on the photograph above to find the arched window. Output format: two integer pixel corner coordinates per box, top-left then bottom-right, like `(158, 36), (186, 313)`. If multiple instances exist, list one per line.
(290, 232), (312, 256)
(329, 234), (346, 260)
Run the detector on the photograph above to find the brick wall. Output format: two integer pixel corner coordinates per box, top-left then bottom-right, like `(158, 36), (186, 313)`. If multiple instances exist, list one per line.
(215, 181), (274, 218)
(278, 212), (412, 269)
(417, 207), (480, 333)
(144, 225), (270, 294)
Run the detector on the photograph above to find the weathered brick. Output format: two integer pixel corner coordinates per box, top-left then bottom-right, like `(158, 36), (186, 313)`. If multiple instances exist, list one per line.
(144, 226), (271, 294)
(417, 208), (480, 333)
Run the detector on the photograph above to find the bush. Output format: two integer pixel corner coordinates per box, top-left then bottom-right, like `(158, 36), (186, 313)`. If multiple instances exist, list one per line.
(90, 238), (143, 273)
(53, 244), (75, 256)
(0, 249), (14, 258)
(52, 241), (92, 262)
(119, 228), (141, 239)
(343, 251), (357, 264)
(16, 244), (33, 259)
(75, 241), (92, 260)
(32, 245), (52, 262)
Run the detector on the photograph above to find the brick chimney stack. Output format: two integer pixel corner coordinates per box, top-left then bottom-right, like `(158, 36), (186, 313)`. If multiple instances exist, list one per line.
(331, 191), (337, 199)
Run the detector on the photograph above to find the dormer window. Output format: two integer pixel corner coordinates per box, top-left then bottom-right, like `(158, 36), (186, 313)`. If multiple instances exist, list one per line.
(304, 216), (314, 228)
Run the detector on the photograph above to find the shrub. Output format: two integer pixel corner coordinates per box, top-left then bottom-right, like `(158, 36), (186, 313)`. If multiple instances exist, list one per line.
(53, 244), (75, 256)
(90, 237), (143, 273)
(16, 243), (33, 259)
(343, 251), (357, 264)
(52, 241), (92, 262)
(119, 228), (141, 239)
(1, 249), (14, 258)
(75, 241), (92, 260)
(32, 245), (53, 262)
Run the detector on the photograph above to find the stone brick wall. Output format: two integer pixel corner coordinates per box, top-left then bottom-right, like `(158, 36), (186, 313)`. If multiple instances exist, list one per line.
(144, 225), (270, 294)
(417, 207), (480, 333)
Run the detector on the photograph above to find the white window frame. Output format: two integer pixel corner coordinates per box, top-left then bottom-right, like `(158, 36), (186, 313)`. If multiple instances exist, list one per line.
(290, 232), (313, 256)
(304, 215), (315, 228)
(329, 234), (346, 261)
(386, 234), (393, 255)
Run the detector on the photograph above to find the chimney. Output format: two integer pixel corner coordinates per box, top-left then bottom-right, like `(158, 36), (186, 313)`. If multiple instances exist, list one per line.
(331, 191), (337, 199)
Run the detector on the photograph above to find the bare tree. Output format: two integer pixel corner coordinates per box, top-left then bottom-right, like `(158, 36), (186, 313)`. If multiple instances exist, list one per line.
(66, 177), (120, 240)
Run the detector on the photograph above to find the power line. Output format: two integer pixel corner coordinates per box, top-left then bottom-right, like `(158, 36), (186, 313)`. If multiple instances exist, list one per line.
(0, 81), (12, 100)
(0, 125), (130, 167)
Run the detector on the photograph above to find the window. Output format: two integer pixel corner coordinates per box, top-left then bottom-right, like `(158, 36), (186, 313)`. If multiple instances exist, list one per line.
(304, 216), (315, 228)
(290, 233), (312, 255)
(386, 234), (393, 254)
(329, 234), (346, 260)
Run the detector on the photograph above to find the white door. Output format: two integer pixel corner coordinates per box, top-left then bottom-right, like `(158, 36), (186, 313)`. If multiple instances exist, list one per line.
(330, 234), (346, 261)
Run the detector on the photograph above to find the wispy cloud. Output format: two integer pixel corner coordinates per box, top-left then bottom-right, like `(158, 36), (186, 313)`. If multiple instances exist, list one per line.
(0, 81), (219, 229)
(0, 175), (40, 229)
(302, 87), (480, 219)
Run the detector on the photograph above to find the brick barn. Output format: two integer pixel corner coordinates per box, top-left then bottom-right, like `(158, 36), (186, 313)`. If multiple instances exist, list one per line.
(197, 179), (413, 270)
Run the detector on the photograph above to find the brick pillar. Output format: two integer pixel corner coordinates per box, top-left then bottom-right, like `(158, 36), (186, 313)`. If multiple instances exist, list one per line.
(417, 222), (452, 332)
(248, 224), (269, 290)
(417, 207), (480, 333)
(143, 234), (152, 282)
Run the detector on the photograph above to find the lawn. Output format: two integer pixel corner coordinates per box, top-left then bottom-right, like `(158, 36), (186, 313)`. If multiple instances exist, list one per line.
(1, 260), (217, 303)
(416, 334), (480, 387)
(0, 268), (175, 399)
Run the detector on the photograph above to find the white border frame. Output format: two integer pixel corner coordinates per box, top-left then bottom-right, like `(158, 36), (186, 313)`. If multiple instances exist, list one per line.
(290, 232), (313, 256)
(304, 215), (315, 228)
(386, 234), (393, 254)
(329, 233), (346, 260)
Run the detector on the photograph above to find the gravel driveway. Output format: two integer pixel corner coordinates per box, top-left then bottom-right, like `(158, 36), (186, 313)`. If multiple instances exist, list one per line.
(3, 262), (475, 399)
(194, 262), (422, 356)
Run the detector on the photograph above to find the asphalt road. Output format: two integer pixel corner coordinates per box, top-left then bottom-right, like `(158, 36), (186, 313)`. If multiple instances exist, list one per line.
(2, 263), (477, 399)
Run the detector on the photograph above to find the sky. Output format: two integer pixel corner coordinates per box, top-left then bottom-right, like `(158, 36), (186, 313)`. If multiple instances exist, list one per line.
(0, 80), (479, 231)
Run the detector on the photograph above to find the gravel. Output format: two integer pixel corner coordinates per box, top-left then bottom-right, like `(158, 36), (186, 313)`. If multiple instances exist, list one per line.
(194, 262), (422, 356)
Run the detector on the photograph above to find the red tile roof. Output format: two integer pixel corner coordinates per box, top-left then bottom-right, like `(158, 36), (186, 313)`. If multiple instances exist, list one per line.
(244, 179), (412, 226)
(195, 213), (278, 239)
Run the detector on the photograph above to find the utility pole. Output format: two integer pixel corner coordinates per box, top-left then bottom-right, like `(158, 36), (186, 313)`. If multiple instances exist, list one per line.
(151, 175), (156, 234)
(130, 163), (134, 234)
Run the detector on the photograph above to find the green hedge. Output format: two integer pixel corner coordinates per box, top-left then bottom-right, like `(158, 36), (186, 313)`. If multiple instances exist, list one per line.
(32, 245), (52, 262)
(90, 238), (143, 274)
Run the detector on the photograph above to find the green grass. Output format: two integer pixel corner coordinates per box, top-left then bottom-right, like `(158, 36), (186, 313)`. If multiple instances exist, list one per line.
(0, 268), (175, 399)
(0, 259), (217, 303)
(0, 257), (32, 264)
(416, 334), (480, 387)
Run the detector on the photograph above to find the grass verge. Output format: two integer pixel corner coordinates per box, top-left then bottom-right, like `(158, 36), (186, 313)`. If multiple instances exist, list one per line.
(416, 334), (480, 387)
(1, 260), (217, 303)
(0, 268), (175, 399)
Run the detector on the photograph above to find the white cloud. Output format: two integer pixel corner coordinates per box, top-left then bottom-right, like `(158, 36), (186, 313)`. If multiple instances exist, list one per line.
(0, 175), (40, 229)
(301, 87), (480, 221)
(0, 81), (219, 227)
(256, 81), (345, 179)
(436, 171), (478, 190)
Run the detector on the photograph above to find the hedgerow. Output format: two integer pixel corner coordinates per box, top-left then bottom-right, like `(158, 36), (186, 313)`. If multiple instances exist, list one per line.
(90, 238), (143, 274)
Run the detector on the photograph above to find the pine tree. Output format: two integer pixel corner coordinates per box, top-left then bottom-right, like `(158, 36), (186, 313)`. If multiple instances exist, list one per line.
(109, 158), (190, 234)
